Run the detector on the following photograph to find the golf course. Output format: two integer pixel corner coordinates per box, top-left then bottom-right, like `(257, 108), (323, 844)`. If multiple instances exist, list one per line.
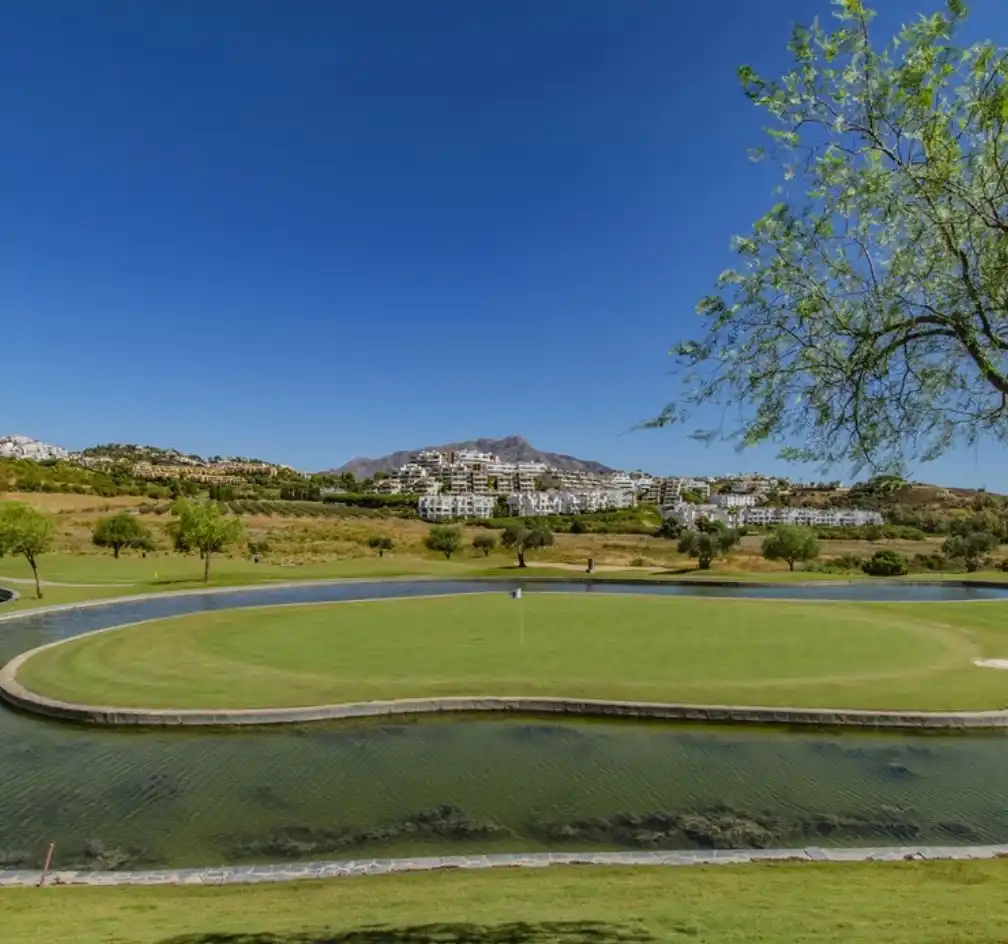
(13, 591), (1008, 712)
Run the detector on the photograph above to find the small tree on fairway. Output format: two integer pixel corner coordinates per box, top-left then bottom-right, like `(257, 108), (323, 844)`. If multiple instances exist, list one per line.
(92, 513), (155, 559)
(942, 531), (998, 572)
(368, 535), (394, 558)
(761, 525), (820, 572)
(472, 533), (498, 557)
(677, 528), (740, 570)
(0, 501), (54, 598)
(425, 525), (462, 560)
(501, 524), (554, 568)
(170, 499), (243, 582)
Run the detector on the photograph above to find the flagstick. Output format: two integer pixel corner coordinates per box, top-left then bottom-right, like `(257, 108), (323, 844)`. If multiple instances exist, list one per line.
(519, 595), (524, 648)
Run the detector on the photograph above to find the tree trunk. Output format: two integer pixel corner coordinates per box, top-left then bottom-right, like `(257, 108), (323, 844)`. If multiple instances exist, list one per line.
(788, 560), (795, 572)
(203, 551), (211, 583)
(114, 545), (120, 559)
(378, 549), (384, 558)
(27, 554), (42, 599)
(517, 548), (526, 568)
(699, 558), (711, 570)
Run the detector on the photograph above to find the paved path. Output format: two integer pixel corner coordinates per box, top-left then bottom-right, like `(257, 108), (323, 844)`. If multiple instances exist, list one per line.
(2, 845), (1007, 887)
(0, 575), (134, 588)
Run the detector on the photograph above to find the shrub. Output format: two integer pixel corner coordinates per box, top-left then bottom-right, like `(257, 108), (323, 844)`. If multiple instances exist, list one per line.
(862, 550), (909, 577)
(367, 535), (394, 557)
(472, 533), (497, 557)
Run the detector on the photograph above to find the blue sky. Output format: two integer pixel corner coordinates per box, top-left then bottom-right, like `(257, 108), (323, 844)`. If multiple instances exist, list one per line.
(3, 0), (1006, 486)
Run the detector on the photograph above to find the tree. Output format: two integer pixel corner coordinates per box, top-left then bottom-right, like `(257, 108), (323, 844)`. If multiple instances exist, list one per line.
(424, 525), (462, 560)
(0, 501), (54, 598)
(655, 517), (683, 540)
(942, 531), (998, 572)
(862, 549), (909, 577)
(653, 0), (1008, 472)
(500, 524), (554, 568)
(761, 525), (820, 572)
(472, 533), (498, 557)
(677, 528), (740, 570)
(368, 535), (394, 557)
(91, 513), (154, 559)
(170, 499), (243, 582)
(695, 517), (727, 534)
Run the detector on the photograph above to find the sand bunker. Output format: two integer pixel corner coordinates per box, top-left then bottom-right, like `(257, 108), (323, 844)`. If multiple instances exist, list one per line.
(974, 658), (1008, 670)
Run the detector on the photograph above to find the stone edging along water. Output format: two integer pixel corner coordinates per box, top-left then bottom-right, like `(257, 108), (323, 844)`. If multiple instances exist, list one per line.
(2, 844), (1008, 887)
(4, 577), (1008, 731)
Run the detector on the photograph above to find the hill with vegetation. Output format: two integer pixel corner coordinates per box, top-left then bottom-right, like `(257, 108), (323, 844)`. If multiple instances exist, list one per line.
(326, 435), (615, 478)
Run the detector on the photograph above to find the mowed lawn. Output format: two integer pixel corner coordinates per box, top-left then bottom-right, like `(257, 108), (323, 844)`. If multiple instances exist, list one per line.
(16, 593), (1008, 710)
(4, 861), (1008, 944)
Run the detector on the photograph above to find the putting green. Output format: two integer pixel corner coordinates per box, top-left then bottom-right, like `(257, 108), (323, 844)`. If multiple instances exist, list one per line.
(13, 594), (1008, 711)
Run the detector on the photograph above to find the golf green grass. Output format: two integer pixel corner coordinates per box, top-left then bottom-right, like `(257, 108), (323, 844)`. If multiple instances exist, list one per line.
(4, 861), (1008, 944)
(15, 593), (1008, 710)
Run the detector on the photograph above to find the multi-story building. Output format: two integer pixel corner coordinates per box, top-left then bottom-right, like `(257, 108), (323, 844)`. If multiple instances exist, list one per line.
(646, 477), (712, 504)
(712, 492), (758, 509)
(506, 492), (564, 517)
(664, 503), (742, 529)
(418, 494), (494, 521)
(742, 506), (883, 528)
(507, 489), (635, 517)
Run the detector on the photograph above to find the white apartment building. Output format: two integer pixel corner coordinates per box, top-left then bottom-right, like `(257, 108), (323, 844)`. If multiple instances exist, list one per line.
(418, 494), (494, 521)
(507, 492), (564, 516)
(741, 506), (882, 528)
(712, 492), (758, 509)
(507, 489), (635, 517)
(664, 503), (741, 529)
(647, 477), (712, 504)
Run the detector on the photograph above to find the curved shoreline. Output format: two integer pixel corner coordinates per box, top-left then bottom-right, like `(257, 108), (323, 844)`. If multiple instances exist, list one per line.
(2, 844), (1008, 887)
(4, 577), (1008, 730)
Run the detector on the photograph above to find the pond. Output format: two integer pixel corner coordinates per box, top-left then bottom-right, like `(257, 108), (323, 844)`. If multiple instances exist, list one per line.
(1, 578), (1007, 872)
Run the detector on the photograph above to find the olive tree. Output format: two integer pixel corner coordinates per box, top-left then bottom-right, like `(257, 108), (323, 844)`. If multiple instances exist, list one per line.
(367, 535), (394, 557)
(92, 512), (155, 559)
(501, 524), (553, 568)
(0, 501), (54, 598)
(424, 525), (462, 560)
(677, 528), (740, 570)
(170, 499), (243, 582)
(942, 530), (998, 571)
(472, 533), (498, 557)
(761, 525), (821, 572)
(654, 0), (1008, 472)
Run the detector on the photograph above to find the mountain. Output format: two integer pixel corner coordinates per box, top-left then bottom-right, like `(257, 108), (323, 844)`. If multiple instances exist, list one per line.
(0, 434), (69, 461)
(324, 436), (615, 478)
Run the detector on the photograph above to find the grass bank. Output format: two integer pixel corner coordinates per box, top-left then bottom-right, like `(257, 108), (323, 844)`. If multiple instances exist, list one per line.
(17, 594), (1008, 711)
(4, 861), (1008, 943)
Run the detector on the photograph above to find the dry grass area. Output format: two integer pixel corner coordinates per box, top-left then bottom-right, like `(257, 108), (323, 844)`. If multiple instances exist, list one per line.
(0, 490), (972, 574)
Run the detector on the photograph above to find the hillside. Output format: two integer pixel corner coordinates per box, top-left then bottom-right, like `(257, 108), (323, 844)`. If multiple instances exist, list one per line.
(325, 435), (615, 478)
(0, 434), (68, 461)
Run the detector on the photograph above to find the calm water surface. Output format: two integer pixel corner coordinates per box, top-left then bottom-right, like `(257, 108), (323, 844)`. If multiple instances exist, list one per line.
(1, 579), (1007, 871)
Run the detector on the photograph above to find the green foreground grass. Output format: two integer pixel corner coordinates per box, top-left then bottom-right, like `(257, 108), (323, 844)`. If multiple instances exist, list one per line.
(18, 593), (1008, 711)
(5, 862), (1008, 944)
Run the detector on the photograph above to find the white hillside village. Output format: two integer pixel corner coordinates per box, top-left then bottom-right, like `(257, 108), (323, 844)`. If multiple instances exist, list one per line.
(368, 447), (882, 527)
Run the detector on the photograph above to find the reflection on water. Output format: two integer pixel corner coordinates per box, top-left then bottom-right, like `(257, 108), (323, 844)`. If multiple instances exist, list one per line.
(1, 579), (1008, 871)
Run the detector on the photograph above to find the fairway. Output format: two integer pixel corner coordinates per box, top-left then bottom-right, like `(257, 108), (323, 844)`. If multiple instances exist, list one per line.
(14, 593), (1008, 711)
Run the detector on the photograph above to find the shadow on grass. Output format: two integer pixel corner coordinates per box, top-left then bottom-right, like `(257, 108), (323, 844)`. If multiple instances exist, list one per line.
(158, 920), (660, 944)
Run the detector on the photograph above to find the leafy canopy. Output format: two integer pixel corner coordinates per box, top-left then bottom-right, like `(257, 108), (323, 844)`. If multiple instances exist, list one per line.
(472, 533), (498, 556)
(761, 525), (821, 571)
(677, 528), (740, 570)
(92, 512), (155, 557)
(501, 523), (554, 567)
(655, 0), (1008, 472)
(942, 530), (999, 570)
(170, 499), (243, 581)
(0, 501), (55, 597)
(424, 525), (462, 559)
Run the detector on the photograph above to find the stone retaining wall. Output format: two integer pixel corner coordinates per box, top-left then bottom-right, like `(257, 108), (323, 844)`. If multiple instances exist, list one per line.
(2, 844), (1007, 887)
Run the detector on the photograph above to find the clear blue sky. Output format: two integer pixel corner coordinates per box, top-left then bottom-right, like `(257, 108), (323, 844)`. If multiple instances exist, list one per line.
(4, 0), (1006, 486)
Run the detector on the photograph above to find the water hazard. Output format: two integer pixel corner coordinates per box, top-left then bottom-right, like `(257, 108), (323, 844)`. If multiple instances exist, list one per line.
(2, 578), (1008, 871)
